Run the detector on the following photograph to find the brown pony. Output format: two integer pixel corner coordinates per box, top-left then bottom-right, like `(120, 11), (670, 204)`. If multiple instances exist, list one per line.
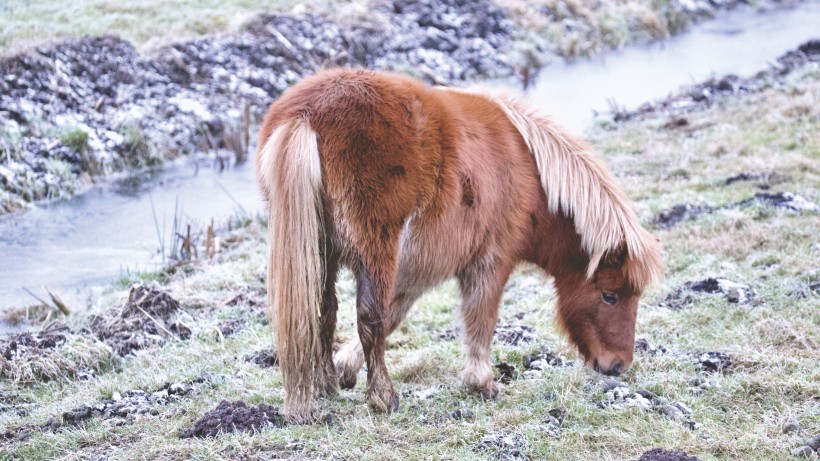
(255, 68), (663, 423)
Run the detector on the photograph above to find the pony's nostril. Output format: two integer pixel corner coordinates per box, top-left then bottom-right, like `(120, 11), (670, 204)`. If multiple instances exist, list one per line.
(605, 361), (624, 376)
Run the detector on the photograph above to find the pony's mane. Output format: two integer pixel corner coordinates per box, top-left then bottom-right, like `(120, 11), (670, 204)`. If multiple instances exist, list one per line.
(491, 95), (663, 291)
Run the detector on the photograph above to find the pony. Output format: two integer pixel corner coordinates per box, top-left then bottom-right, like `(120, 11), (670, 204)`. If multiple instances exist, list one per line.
(255, 68), (663, 423)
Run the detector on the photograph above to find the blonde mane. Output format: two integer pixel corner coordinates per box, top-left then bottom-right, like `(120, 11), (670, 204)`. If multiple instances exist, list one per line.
(493, 96), (663, 290)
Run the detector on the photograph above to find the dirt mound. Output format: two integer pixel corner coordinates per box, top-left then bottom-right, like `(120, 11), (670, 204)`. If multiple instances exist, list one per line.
(653, 203), (714, 228)
(90, 284), (190, 356)
(494, 324), (535, 346)
(637, 448), (701, 461)
(245, 347), (279, 368)
(659, 277), (754, 309)
(179, 400), (285, 438)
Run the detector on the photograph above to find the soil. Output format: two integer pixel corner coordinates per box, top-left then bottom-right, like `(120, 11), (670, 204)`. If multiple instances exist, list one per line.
(693, 351), (733, 373)
(637, 448), (701, 461)
(245, 347), (279, 368)
(89, 284), (189, 356)
(179, 400), (285, 438)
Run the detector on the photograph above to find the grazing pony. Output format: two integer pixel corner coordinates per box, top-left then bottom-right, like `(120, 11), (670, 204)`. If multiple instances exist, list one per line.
(256, 69), (663, 423)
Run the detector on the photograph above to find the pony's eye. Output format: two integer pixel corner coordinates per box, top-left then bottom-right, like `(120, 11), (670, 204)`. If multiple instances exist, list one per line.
(602, 292), (618, 305)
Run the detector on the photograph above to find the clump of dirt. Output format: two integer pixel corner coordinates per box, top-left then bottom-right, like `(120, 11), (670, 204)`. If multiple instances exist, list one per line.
(521, 346), (574, 378)
(1, 324), (69, 361)
(653, 203), (714, 228)
(495, 362), (518, 384)
(634, 338), (671, 356)
(692, 351), (732, 373)
(637, 448), (701, 461)
(89, 284), (190, 356)
(494, 324), (535, 346)
(659, 277), (755, 309)
(477, 432), (530, 460)
(217, 319), (246, 337)
(179, 400), (285, 438)
(245, 347), (279, 368)
(723, 171), (790, 189)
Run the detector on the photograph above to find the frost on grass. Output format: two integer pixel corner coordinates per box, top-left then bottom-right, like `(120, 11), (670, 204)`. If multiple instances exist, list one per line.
(0, 323), (118, 384)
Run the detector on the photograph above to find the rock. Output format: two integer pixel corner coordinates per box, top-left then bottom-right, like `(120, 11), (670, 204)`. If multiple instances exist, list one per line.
(806, 434), (820, 451)
(791, 446), (815, 458)
(659, 404), (685, 421)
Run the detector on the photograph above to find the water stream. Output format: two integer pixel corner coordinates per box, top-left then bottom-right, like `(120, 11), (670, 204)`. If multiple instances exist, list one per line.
(1, 1), (818, 316)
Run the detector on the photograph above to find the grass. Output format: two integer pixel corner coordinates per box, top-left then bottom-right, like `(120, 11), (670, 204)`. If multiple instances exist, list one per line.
(1, 65), (818, 460)
(0, 0), (317, 55)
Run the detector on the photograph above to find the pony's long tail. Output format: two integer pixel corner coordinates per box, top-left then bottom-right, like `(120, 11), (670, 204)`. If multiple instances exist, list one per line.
(494, 96), (663, 291)
(258, 115), (324, 422)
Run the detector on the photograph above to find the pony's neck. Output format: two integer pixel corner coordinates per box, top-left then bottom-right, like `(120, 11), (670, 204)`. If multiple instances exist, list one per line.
(528, 210), (589, 279)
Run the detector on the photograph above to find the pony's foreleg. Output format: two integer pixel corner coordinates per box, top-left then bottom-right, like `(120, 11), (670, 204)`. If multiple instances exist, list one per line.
(457, 262), (513, 399)
(353, 263), (400, 413)
(335, 290), (421, 389)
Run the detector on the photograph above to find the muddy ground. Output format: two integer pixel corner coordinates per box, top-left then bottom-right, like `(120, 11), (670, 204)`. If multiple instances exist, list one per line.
(0, 0), (796, 214)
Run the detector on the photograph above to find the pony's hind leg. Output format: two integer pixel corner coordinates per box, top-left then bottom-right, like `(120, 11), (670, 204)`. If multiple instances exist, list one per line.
(457, 261), (513, 399)
(353, 259), (401, 413)
(335, 290), (422, 389)
(316, 253), (340, 398)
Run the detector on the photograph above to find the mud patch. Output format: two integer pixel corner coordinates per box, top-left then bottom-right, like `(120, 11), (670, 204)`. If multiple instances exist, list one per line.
(692, 351), (732, 373)
(89, 284), (190, 356)
(477, 432), (530, 460)
(653, 203), (714, 228)
(495, 362), (518, 384)
(659, 277), (755, 309)
(723, 171), (790, 189)
(245, 347), (279, 368)
(179, 400), (285, 438)
(637, 448), (701, 461)
(217, 319), (246, 337)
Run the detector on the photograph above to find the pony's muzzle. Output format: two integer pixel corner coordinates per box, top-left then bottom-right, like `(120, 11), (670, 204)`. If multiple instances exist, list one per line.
(593, 359), (628, 377)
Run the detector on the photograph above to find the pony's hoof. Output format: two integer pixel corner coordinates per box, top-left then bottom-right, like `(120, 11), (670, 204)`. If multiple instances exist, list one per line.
(337, 368), (358, 389)
(478, 382), (500, 400)
(367, 388), (400, 413)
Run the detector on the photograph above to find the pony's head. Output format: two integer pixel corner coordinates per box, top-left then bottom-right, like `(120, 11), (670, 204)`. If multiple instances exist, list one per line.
(554, 248), (662, 376)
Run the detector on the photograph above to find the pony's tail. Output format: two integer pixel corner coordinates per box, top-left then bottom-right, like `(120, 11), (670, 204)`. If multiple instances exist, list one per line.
(258, 115), (324, 422)
(494, 96), (663, 291)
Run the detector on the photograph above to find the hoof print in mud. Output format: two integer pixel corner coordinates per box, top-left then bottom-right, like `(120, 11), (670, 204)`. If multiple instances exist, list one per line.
(179, 400), (285, 438)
